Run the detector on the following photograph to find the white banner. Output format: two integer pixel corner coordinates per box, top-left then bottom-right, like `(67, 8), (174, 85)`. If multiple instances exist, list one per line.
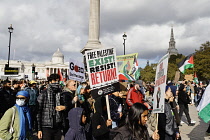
(153, 53), (169, 113)
(69, 58), (85, 82)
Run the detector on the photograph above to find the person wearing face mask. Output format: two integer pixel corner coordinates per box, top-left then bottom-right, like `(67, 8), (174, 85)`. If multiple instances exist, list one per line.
(37, 74), (64, 140)
(0, 90), (32, 140)
(126, 81), (144, 107)
(0, 80), (15, 119)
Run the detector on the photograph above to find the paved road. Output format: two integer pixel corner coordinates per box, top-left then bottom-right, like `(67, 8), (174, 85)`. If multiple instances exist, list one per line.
(178, 105), (209, 140)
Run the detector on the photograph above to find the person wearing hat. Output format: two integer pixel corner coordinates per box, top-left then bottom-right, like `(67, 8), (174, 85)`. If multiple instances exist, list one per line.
(0, 91), (32, 140)
(24, 80), (38, 131)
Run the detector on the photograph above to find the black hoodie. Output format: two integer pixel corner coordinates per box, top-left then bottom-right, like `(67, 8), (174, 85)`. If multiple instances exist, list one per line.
(91, 96), (110, 140)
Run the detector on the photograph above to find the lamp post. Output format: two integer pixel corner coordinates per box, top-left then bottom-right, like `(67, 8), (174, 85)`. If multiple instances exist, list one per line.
(122, 32), (127, 55)
(7, 24), (14, 68)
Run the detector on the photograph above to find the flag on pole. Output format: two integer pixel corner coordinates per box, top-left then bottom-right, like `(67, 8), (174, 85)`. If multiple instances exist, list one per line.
(178, 54), (194, 73)
(197, 84), (210, 123)
(194, 72), (199, 84)
(58, 69), (64, 86)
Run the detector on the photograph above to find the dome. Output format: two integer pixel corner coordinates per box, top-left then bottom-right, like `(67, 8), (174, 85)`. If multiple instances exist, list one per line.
(53, 48), (64, 57)
(52, 48), (64, 64)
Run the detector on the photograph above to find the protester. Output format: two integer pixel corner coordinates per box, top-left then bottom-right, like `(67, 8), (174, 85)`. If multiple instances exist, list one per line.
(0, 90), (32, 139)
(0, 80), (15, 119)
(64, 107), (87, 140)
(91, 96), (112, 140)
(109, 91), (123, 128)
(37, 74), (64, 140)
(126, 81), (144, 107)
(158, 86), (180, 140)
(112, 103), (159, 140)
(61, 79), (78, 135)
(24, 80), (38, 131)
(178, 84), (195, 126)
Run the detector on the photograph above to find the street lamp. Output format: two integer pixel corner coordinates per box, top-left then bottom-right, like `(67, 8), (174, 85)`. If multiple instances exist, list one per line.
(7, 24), (14, 68)
(122, 32), (127, 55)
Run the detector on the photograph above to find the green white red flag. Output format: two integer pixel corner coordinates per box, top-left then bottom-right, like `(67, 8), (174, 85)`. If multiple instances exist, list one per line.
(197, 84), (210, 123)
(178, 54), (194, 73)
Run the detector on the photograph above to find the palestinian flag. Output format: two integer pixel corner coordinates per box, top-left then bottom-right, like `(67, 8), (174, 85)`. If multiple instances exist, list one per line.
(194, 72), (199, 84)
(58, 68), (64, 86)
(178, 54), (194, 73)
(197, 84), (210, 123)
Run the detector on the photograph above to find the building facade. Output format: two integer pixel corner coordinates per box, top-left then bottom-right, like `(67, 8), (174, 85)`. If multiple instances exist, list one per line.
(0, 48), (69, 80)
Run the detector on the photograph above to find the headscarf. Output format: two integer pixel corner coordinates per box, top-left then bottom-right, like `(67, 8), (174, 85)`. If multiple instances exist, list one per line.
(76, 85), (85, 102)
(15, 91), (32, 139)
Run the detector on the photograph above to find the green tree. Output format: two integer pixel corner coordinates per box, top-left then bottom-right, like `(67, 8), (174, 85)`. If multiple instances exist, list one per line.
(140, 64), (156, 82)
(194, 41), (210, 81)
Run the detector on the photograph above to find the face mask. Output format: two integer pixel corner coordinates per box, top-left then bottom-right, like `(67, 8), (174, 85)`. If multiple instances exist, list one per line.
(16, 99), (26, 106)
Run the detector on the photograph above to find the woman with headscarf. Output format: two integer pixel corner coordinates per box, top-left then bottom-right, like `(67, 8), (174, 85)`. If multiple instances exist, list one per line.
(0, 90), (32, 140)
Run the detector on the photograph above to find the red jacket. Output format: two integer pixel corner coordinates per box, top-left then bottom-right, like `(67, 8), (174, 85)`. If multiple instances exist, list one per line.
(126, 87), (144, 106)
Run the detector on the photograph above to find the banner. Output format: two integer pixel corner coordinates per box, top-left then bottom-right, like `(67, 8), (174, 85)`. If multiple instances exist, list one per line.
(117, 53), (140, 81)
(69, 58), (85, 82)
(153, 53), (169, 113)
(85, 48), (119, 99)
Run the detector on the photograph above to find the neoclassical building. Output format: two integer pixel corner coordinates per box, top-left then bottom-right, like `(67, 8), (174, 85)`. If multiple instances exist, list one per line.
(0, 48), (69, 80)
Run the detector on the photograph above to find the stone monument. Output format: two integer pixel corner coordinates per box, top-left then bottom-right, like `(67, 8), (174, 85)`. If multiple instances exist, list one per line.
(80, 0), (103, 54)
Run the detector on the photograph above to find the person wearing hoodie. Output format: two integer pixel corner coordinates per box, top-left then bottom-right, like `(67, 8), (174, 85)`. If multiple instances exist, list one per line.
(91, 96), (112, 140)
(64, 107), (87, 140)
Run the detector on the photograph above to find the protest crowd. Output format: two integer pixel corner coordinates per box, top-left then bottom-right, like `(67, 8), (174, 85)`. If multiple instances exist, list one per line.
(0, 47), (209, 140)
(0, 72), (208, 140)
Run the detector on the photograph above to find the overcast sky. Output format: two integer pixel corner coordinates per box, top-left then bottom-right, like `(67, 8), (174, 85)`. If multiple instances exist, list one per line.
(0, 0), (210, 68)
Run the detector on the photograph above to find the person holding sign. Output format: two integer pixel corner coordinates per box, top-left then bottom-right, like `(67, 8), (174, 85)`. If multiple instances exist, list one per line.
(112, 103), (159, 140)
(91, 96), (112, 140)
(158, 86), (180, 140)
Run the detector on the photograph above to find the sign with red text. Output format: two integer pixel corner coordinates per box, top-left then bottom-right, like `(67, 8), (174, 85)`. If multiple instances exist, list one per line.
(153, 53), (169, 113)
(85, 48), (120, 99)
(69, 58), (85, 82)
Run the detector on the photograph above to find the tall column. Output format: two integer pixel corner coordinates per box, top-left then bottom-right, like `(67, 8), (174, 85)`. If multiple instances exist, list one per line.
(80, 0), (102, 54)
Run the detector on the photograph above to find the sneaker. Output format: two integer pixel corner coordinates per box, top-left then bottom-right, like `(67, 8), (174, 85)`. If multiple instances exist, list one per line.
(188, 123), (195, 126)
(191, 120), (196, 123)
(180, 121), (185, 124)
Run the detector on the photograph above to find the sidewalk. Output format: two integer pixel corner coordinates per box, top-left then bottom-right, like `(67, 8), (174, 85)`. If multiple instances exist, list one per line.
(148, 105), (210, 140)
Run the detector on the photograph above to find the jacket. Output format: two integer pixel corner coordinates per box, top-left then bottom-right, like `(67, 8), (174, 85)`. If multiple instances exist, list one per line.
(65, 108), (86, 140)
(112, 126), (151, 140)
(126, 87), (144, 107)
(37, 87), (63, 131)
(178, 91), (191, 105)
(0, 106), (30, 140)
(158, 100), (178, 140)
(0, 88), (15, 116)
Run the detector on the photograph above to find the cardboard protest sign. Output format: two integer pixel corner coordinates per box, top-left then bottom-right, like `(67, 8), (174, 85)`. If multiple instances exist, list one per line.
(85, 48), (120, 99)
(117, 53), (140, 81)
(153, 53), (169, 113)
(69, 58), (85, 82)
